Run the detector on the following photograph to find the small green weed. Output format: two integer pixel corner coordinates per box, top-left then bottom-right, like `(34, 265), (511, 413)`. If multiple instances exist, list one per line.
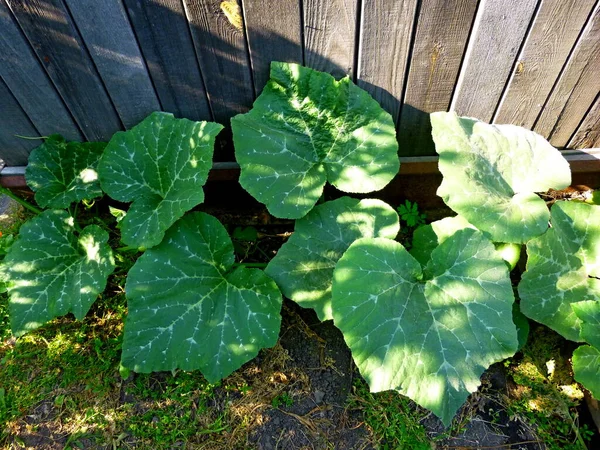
(271, 392), (294, 408)
(348, 378), (431, 449)
(397, 200), (427, 228)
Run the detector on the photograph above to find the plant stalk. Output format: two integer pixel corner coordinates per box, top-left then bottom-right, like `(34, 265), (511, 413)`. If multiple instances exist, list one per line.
(0, 186), (43, 214)
(233, 262), (268, 268)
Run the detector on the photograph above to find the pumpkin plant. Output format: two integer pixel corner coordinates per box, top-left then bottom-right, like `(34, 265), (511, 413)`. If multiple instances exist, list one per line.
(1, 63), (598, 428)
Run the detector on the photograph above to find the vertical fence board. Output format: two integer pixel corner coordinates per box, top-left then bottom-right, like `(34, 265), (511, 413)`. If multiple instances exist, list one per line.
(123, 0), (212, 123)
(7, 0), (122, 141)
(494, 0), (597, 129)
(65, 0), (161, 129)
(303, 0), (357, 78)
(0, 1), (81, 141)
(451, 0), (538, 122)
(0, 77), (40, 166)
(533, 5), (600, 147)
(398, 0), (478, 156)
(357, 0), (418, 122)
(183, 0), (255, 122)
(569, 93), (600, 149)
(243, 0), (303, 94)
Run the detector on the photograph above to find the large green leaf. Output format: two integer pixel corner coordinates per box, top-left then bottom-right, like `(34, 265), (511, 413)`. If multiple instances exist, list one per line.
(265, 197), (399, 321)
(411, 215), (521, 270)
(573, 301), (600, 348)
(572, 346), (600, 399)
(519, 202), (600, 341)
(332, 229), (518, 426)
(98, 112), (223, 249)
(3, 210), (115, 336)
(431, 112), (571, 243)
(122, 212), (282, 382)
(25, 135), (106, 209)
(231, 62), (399, 219)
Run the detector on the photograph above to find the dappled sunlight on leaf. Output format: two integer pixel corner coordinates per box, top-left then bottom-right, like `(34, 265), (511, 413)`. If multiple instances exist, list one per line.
(2, 210), (115, 336)
(122, 212), (282, 383)
(266, 197), (399, 321)
(25, 135), (106, 209)
(232, 62), (399, 218)
(98, 112), (223, 249)
(332, 229), (518, 426)
(519, 202), (600, 342)
(431, 112), (571, 243)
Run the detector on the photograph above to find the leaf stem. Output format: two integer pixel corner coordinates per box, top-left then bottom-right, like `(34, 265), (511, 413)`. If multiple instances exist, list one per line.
(14, 134), (48, 140)
(117, 245), (141, 253)
(233, 262), (268, 268)
(0, 186), (43, 214)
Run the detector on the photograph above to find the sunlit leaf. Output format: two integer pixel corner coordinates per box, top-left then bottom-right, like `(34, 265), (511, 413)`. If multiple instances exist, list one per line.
(232, 62), (399, 219)
(572, 345), (600, 399)
(3, 210), (115, 336)
(98, 112), (223, 249)
(519, 202), (600, 341)
(122, 212), (282, 382)
(266, 197), (399, 321)
(411, 215), (521, 270)
(332, 229), (518, 425)
(25, 135), (106, 208)
(431, 112), (571, 243)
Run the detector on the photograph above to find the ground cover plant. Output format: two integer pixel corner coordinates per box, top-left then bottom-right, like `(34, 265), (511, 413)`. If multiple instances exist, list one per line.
(0, 62), (599, 446)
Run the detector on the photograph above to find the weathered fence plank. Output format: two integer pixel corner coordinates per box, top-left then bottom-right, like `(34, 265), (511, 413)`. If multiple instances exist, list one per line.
(65, 0), (161, 129)
(123, 0), (212, 122)
(243, 0), (303, 94)
(303, 0), (357, 78)
(183, 0), (255, 122)
(0, 77), (40, 166)
(533, 4), (600, 147)
(0, 1), (81, 141)
(494, 0), (597, 129)
(398, 0), (478, 156)
(451, 0), (538, 123)
(357, 0), (418, 123)
(5, 0), (120, 141)
(569, 93), (600, 149)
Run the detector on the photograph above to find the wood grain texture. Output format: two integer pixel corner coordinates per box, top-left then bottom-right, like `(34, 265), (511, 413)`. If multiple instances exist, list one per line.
(65, 0), (161, 129)
(569, 93), (600, 149)
(303, 0), (357, 78)
(0, 0), (81, 141)
(123, 0), (211, 122)
(243, 0), (303, 94)
(533, 4), (600, 147)
(451, 0), (538, 122)
(494, 0), (597, 128)
(183, 0), (255, 122)
(6, 0), (122, 141)
(398, 0), (478, 156)
(0, 77), (40, 166)
(357, 0), (418, 123)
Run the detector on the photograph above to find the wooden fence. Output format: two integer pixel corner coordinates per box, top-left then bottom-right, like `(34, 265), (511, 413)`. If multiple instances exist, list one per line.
(1, 0), (599, 168)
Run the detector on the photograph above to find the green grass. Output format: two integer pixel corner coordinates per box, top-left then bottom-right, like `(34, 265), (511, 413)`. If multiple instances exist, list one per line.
(348, 378), (431, 450)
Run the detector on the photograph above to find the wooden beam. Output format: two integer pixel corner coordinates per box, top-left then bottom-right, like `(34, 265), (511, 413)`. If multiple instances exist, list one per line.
(3, 150), (598, 188)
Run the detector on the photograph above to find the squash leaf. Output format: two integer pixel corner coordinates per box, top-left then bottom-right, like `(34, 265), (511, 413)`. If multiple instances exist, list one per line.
(431, 112), (571, 243)
(265, 197), (399, 321)
(332, 229), (518, 426)
(232, 62), (399, 219)
(519, 202), (600, 341)
(98, 112), (223, 249)
(571, 301), (600, 399)
(3, 210), (115, 336)
(122, 212), (282, 383)
(25, 135), (106, 209)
